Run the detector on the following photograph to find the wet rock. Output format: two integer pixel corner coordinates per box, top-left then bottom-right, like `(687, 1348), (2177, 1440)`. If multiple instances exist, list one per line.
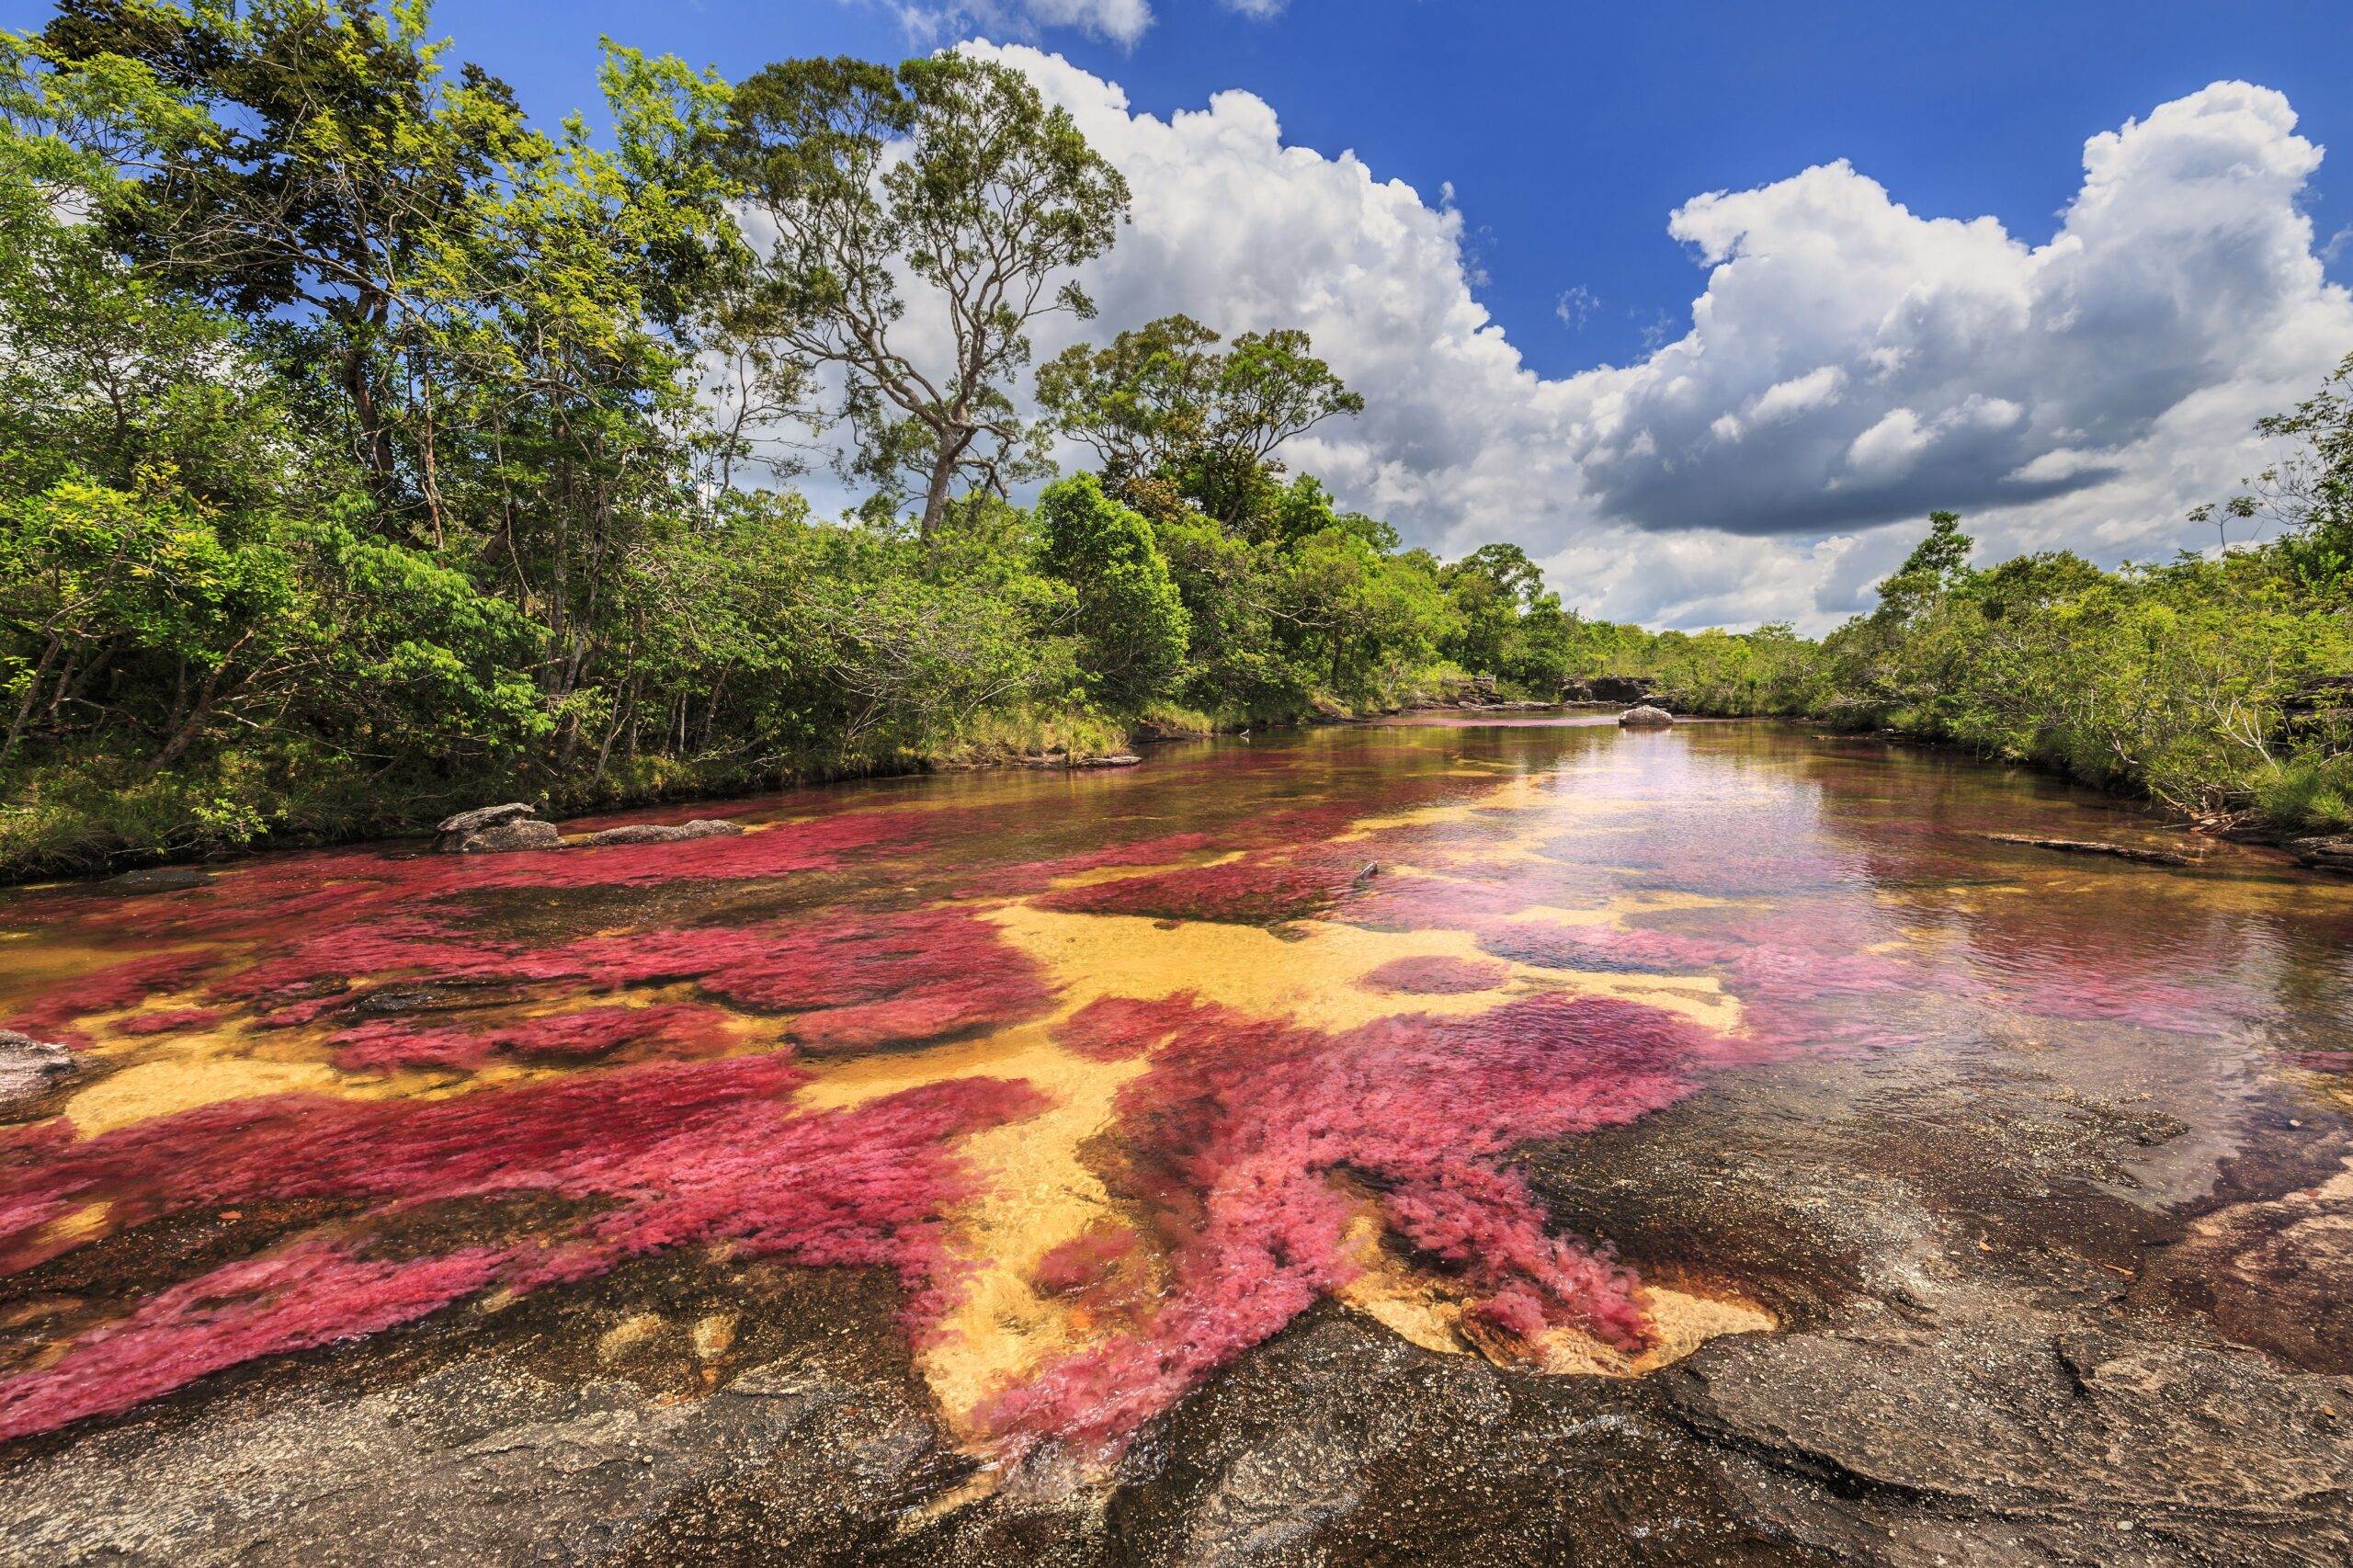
(574, 819), (745, 847)
(1111, 1309), (1810, 1565)
(2290, 835), (2353, 873)
(1078, 754), (1143, 768)
(0, 1030), (82, 1108)
(1665, 1298), (2353, 1563)
(2136, 1151), (2353, 1374)
(1979, 832), (2194, 868)
(1618, 704), (1675, 728)
(0, 1263), (972, 1567)
(100, 867), (214, 894)
(434, 803), (561, 855)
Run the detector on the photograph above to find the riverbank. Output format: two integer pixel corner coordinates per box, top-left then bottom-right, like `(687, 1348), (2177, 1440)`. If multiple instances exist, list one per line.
(0, 685), (1552, 886)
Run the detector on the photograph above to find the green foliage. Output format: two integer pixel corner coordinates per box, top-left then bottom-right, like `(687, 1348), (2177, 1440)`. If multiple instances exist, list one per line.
(722, 51), (1128, 544)
(2, 6), (2345, 878)
(1037, 474), (1188, 710)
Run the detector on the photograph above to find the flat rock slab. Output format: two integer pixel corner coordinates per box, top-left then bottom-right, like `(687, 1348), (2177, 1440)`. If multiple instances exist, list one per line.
(574, 820), (745, 847)
(1978, 832), (2193, 867)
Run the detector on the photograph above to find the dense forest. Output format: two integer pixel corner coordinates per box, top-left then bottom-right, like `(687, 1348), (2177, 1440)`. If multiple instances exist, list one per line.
(2, 3), (2347, 878)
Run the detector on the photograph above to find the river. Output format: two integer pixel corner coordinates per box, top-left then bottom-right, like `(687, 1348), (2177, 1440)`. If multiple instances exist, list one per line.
(4, 716), (2350, 1562)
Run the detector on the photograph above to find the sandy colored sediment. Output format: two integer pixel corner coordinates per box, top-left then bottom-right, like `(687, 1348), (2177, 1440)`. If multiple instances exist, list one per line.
(1333, 1210), (1773, 1377)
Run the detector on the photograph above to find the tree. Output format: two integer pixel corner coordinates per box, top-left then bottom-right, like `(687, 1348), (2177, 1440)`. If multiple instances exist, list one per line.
(1038, 314), (1363, 529)
(38, 0), (534, 528)
(1036, 474), (1188, 710)
(723, 52), (1129, 551)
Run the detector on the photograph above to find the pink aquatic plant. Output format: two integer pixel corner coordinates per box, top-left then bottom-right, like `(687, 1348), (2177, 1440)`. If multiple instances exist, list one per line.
(979, 991), (1749, 1452)
(0, 1055), (1046, 1437)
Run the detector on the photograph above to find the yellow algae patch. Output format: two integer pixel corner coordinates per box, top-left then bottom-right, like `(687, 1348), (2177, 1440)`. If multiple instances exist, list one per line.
(57, 1017), (552, 1137)
(691, 1312), (739, 1362)
(1045, 849), (1245, 892)
(597, 1312), (666, 1362)
(65, 1053), (353, 1136)
(984, 904), (1737, 1035)
(1333, 1210), (1772, 1378)
(791, 895), (1745, 1442)
(26, 1200), (113, 1255)
(1533, 1288), (1775, 1377)
(796, 1020), (1155, 1428)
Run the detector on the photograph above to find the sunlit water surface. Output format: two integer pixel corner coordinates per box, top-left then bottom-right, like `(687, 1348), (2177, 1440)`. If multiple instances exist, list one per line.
(3, 717), (2348, 1457)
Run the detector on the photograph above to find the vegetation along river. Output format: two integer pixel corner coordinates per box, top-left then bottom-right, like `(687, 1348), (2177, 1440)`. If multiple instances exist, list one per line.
(4, 714), (2351, 1563)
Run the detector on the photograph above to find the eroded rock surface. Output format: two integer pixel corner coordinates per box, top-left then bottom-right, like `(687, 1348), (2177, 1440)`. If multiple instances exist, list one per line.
(434, 803), (562, 855)
(574, 819), (745, 847)
(1619, 704), (1675, 728)
(0, 1031), (79, 1108)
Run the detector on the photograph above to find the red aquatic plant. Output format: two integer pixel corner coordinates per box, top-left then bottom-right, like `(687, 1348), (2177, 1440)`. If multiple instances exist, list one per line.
(110, 1007), (228, 1038)
(0, 1242), (510, 1444)
(326, 1003), (738, 1073)
(0, 1055), (1047, 1438)
(1359, 955), (1511, 994)
(981, 991), (1743, 1451)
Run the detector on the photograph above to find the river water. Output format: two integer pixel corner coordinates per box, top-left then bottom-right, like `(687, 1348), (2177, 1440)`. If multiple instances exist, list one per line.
(4, 716), (2350, 1559)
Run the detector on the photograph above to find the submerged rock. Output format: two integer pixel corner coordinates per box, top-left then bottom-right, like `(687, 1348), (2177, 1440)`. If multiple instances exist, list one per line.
(100, 867), (214, 895)
(1979, 832), (2194, 867)
(434, 803), (562, 855)
(1618, 704), (1675, 728)
(0, 1030), (82, 1108)
(575, 818), (745, 847)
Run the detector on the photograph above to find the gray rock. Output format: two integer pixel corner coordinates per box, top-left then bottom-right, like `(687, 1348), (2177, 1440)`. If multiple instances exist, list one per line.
(434, 801), (537, 836)
(1079, 754), (1143, 768)
(2290, 835), (2353, 872)
(574, 819), (745, 847)
(449, 819), (563, 855)
(1618, 703), (1675, 727)
(434, 803), (562, 855)
(100, 867), (214, 894)
(0, 1029), (82, 1107)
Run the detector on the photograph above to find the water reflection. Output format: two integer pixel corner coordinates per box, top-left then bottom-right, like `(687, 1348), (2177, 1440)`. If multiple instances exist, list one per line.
(2, 720), (2347, 1453)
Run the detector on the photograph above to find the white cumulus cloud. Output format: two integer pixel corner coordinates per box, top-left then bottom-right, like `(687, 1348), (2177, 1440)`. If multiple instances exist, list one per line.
(959, 47), (2353, 629)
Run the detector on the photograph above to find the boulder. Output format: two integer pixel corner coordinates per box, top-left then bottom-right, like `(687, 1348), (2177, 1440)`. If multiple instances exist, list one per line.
(576, 819), (746, 847)
(0, 1030), (83, 1108)
(434, 803), (561, 855)
(2291, 835), (2353, 873)
(100, 866), (214, 894)
(1618, 704), (1675, 728)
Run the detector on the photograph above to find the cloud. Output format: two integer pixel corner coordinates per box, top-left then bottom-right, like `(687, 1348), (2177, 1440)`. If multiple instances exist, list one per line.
(948, 48), (2353, 629)
(1554, 284), (1599, 331)
(1218, 0), (1288, 16)
(885, 0), (1153, 49)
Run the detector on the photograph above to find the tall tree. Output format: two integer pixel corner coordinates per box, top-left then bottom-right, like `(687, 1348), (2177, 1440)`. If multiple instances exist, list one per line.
(722, 52), (1129, 551)
(38, 0), (532, 528)
(1038, 314), (1363, 528)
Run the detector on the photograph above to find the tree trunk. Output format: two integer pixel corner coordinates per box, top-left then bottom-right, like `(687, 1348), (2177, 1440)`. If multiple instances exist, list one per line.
(918, 446), (959, 566)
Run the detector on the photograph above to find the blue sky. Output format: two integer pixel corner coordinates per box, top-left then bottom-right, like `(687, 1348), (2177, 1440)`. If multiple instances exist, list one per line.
(420, 0), (2353, 379)
(17, 0), (2350, 628)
